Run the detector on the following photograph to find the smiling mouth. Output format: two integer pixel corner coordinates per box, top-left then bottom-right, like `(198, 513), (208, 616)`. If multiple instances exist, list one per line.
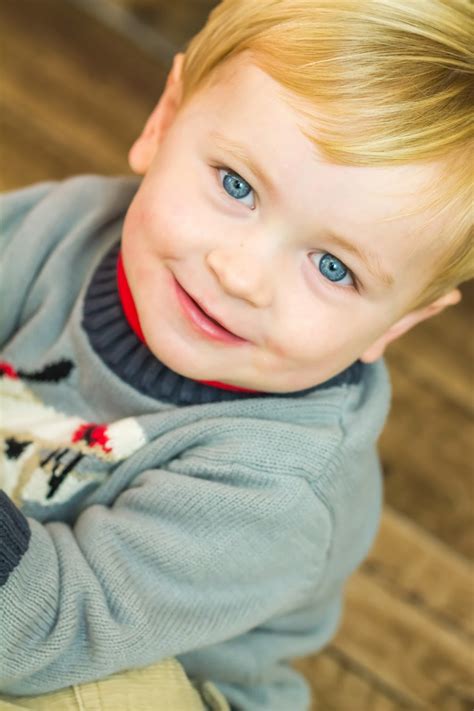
(189, 294), (228, 329)
(174, 278), (249, 344)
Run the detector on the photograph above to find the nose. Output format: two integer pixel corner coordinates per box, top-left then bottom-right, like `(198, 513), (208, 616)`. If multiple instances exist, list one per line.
(205, 240), (273, 308)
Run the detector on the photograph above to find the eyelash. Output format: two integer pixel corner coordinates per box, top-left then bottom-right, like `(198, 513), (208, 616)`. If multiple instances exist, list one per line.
(216, 166), (256, 209)
(214, 165), (360, 293)
(311, 254), (360, 294)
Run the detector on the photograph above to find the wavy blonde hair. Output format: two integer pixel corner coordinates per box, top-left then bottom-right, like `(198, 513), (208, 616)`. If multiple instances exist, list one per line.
(180, 0), (473, 309)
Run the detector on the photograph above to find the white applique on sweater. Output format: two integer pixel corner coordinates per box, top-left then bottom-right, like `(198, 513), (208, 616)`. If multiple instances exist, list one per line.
(0, 361), (147, 506)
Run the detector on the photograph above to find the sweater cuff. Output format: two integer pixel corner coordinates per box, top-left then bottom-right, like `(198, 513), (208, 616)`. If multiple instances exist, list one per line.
(0, 491), (31, 586)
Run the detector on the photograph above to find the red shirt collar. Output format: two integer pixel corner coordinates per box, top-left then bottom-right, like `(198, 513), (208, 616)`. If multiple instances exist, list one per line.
(116, 252), (260, 394)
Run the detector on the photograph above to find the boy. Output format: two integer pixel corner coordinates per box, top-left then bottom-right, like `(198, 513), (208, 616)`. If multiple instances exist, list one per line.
(0, 1), (472, 710)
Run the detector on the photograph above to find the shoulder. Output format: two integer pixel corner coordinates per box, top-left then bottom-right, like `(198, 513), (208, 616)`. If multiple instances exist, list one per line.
(0, 176), (140, 346)
(241, 359), (389, 463)
(1, 174), (140, 275)
(1, 174), (140, 245)
(175, 359), (390, 485)
(47, 174), (140, 208)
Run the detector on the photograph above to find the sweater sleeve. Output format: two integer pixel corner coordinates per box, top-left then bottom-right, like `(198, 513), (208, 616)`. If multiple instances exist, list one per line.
(0, 182), (57, 347)
(0, 463), (332, 696)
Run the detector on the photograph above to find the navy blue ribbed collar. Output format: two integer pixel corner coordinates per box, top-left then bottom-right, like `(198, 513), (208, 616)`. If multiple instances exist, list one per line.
(82, 241), (363, 406)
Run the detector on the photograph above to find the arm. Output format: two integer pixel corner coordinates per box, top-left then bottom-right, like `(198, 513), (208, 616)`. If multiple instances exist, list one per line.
(0, 464), (332, 695)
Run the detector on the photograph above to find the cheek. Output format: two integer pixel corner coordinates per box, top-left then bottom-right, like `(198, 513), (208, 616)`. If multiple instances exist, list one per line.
(277, 307), (368, 367)
(122, 197), (148, 272)
(123, 192), (145, 238)
(141, 179), (207, 255)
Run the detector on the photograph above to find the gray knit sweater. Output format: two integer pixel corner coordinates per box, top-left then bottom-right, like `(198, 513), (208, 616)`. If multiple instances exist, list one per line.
(0, 176), (391, 711)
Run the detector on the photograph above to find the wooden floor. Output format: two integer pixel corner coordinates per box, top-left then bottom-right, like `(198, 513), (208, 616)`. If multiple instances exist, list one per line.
(1, 1), (473, 709)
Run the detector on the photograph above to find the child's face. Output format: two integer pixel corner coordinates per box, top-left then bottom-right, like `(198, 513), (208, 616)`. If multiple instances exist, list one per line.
(122, 53), (458, 393)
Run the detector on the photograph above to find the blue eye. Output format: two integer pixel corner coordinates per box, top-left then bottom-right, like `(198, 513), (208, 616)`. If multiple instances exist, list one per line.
(314, 253), (354, 287)
(218, 168), (255, 209)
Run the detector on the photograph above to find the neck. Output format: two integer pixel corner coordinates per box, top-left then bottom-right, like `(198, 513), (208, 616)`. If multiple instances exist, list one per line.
(116, 252), (261, 394)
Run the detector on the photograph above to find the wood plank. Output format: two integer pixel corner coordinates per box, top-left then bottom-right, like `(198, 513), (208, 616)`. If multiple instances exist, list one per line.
(293, 647), (423, 711)
(332, 570), (474, 709)
(379, 361), (473, 559)
(295, 507), (474, 710)
(364, 507), (474, 640)
(379, 281), (473, 563)
(385, 282), (474, 416)
(1, 74), (127, 181)
(0, 111), (74, 191)
(0, 0), (166, 190)
(105, 0), (217, 51)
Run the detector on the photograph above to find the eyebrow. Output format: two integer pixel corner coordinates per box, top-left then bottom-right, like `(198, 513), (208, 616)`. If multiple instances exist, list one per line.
(327, 232), (395, 288)
(211, 131), (395, 289)
(211, 131), (280, 197)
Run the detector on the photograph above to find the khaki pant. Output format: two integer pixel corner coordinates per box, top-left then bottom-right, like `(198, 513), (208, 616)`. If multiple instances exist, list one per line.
(0, 658), (230, 711)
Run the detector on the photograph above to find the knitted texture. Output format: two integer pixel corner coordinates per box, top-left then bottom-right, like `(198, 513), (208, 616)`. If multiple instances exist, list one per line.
(0, 176), (391, 711)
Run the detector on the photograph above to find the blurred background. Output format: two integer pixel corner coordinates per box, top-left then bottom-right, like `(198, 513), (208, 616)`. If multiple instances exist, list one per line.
(1, 0), (473, 708)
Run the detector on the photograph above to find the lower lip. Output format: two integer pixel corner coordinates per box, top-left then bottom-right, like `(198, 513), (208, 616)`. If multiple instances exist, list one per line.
(173, 278), (249, 345)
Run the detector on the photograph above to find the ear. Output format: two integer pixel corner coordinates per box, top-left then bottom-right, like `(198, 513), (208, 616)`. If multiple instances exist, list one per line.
(128, 53), (185, 175)
(360, 288), (462, 363)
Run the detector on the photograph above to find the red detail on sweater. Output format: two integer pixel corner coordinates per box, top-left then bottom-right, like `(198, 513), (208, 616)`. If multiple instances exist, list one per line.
(117, 252), (146, 343)
(197, 380), (256, 392)
(0, 362), (18, 379)
(71, 423), (112, 453)
(116, 251), (260, 394)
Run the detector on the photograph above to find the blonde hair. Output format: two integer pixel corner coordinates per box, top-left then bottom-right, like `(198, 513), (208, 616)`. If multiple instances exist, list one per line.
(180, 0), (473, 309)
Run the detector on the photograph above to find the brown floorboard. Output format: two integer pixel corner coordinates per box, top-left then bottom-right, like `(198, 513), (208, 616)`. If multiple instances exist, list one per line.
(106, 0), (218, 50)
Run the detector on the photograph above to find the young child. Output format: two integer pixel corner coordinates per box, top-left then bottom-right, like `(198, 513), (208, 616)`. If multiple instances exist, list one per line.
(0, 1), (472, 710)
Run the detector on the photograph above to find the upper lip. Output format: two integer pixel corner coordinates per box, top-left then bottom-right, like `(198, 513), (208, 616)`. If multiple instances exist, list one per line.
(179, 280), (247, 341)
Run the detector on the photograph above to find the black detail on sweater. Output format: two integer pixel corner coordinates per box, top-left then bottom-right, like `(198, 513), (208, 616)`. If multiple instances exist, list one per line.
(4, 437), (29, 460)
(18, 359), (75, 383)
(82, 241), (363, 406)
(0, 491), (31, 587)
(40, 449), (85, 499)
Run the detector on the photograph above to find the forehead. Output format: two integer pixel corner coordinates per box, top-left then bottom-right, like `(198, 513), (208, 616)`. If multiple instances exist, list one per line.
(187, 54), (442, 210)
(178, 54), (450, 291)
